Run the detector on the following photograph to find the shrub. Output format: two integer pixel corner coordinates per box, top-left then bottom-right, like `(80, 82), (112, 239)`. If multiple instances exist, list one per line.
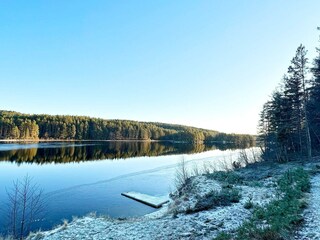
(188, 188), (241, 214)
(244, 200), (254, 210)
(214, 232), (232, 240)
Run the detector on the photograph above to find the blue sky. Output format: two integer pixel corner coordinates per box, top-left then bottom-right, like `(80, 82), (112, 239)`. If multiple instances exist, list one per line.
(0, 1), (319, 134)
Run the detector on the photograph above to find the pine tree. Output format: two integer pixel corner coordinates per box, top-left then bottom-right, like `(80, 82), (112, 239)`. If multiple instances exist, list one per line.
(309, 28), (320, 150)
(259, 45), (311, 161)
(283, 45), (311, 159)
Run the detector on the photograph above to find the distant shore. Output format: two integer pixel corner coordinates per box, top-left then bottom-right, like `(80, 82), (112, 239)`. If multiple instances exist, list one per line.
(0, 139), (216, 144)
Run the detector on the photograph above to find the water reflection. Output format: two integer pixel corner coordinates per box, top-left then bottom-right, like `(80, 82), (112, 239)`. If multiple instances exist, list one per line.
(0, 141), (238, 164)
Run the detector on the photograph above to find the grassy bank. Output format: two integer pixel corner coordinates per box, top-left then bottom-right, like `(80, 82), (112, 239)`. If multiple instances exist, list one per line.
(215, 168), (311, 240)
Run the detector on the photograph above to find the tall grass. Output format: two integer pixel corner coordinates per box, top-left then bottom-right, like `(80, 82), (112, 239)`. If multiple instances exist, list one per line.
(174, 157), (190, 189)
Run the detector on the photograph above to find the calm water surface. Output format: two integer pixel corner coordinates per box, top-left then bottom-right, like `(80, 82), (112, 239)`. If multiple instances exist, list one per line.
(0, 141), (243, 233)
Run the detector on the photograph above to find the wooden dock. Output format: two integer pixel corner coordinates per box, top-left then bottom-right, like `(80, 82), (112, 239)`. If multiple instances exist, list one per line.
(121, 192), (169, 208)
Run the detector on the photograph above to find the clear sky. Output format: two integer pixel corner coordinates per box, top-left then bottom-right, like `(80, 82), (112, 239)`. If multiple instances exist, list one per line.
(1, 1), (319, 134)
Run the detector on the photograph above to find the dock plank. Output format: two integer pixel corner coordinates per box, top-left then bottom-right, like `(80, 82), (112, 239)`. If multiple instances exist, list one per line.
(121, 192), (169, 208)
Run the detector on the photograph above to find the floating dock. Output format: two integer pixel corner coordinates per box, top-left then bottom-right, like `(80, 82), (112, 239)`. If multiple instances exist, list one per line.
(121, 192), (169, 208)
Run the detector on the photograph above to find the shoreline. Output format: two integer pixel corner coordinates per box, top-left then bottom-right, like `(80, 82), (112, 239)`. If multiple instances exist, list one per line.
(26, 159), (320, 240)
(0, 139), (233, 145)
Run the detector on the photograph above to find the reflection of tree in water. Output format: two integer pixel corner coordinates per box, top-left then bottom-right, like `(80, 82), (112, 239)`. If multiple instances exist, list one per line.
(3, 148), (38, 162)
(0, 141), (240, 164)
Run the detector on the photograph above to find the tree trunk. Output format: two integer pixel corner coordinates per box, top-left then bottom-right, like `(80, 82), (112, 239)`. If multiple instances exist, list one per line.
(304, 105), (312, 160)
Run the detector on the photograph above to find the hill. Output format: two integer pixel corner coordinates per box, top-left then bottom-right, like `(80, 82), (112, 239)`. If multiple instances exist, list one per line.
(0, 110), (254, 147)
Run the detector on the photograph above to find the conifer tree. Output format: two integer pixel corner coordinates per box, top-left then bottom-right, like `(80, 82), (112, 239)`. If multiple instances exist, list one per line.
(309, 28), (320, 150)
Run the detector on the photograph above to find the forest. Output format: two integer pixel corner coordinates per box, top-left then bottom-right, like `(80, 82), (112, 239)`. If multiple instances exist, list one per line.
(0, 111), (254, 147)
(259, 29), (320, 161)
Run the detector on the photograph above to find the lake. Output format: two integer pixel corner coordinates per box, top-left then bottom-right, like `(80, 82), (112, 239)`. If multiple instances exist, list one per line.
(0, 141), (247, 234)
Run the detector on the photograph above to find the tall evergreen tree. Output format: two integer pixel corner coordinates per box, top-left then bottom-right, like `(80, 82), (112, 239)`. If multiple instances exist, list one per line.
(259, 45), (311, 161)
(309, 28), (320, 150)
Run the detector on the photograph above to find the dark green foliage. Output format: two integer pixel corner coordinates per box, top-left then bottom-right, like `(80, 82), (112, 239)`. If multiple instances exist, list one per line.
(214, 232), (232, 240)
(206, 171), (244, 184)
(277, 167), (310, 196)
(236, 222), (283, 240)
(0, 115), (39, 140)
(205, 133), (255, 148)
(308, 29), (320, 152)
(259, 44), (312, 161)
(243, 199), (254, 209)
(232, 168), (310, 240)
(0, 111), (256, 145)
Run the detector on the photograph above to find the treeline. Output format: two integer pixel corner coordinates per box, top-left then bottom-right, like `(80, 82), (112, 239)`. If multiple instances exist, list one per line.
(259, 28), (320, 161)
(206, 133), (255, 148)
(0, 117), (39, 140)
(0, 111), (254, 146)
